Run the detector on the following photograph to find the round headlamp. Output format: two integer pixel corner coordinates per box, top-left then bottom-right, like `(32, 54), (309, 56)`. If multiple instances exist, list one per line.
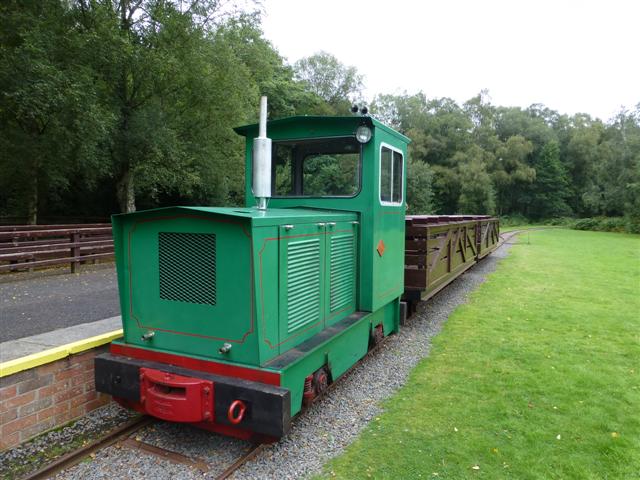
(355, 125), (372, 144)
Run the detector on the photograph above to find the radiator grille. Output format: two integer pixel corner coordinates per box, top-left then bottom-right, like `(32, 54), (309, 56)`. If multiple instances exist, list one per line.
(158, 232), (216, 305)
(286, 238), (321, 333)
(330, 234), (355, 311)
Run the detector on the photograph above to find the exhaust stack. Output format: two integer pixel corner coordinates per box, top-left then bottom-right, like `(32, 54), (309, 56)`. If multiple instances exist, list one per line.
(253, 96), (271, 210)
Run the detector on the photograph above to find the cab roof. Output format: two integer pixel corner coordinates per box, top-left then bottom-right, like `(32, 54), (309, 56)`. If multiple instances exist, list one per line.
(234, 115), (411, 144)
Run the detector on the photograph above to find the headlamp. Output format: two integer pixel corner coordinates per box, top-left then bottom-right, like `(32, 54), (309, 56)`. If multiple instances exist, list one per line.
(355, 125), (372, 144)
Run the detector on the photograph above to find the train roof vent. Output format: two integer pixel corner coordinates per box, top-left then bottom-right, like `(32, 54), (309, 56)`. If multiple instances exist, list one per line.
(158, 232), (216, 306)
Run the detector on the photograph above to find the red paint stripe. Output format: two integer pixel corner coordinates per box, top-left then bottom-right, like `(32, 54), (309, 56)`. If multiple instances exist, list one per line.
(111, 344), (280, 386)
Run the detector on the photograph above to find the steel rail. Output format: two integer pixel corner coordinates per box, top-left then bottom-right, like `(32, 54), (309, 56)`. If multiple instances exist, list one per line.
(214, 335), (391, 479)
(121, 437), (212, 473)
(20, 412), (267, 480)
(216, 443), (266, 480)
(498, 226), (558, 245)
(21, 416), (153, 480)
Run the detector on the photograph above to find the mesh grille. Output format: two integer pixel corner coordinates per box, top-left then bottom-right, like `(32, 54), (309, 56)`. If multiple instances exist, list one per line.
(158, 232), (216, 305)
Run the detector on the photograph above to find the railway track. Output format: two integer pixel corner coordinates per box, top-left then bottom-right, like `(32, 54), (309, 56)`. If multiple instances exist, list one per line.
(19, 334), (392, 480)
(19, 227), (533, 480)
(499, 226), (556, 245)
(19, 415), (264, 480)
(499, 230), (521, 244)
(21, 416), (152, 480)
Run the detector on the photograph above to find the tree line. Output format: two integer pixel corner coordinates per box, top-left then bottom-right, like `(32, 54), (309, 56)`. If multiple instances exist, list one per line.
(377, 92), (639, 229)
(1, 1), (638, 232)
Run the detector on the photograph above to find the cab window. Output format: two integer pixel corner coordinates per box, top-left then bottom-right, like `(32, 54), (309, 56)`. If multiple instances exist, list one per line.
(272, 137), (361, 197)
(380, 145), (403, 205)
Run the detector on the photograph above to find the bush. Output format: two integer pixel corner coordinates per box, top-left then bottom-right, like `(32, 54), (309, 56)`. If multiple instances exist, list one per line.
(500, 215), (640, 233)
(498, 215), (637, 233)
(499, 214), (530, 227)
(573, 217), (628, 233)
(626, 215), (640, 234)
(573, 218), (599, 231)
(548, 217), (576, 227)
(498, 215), (575, 228)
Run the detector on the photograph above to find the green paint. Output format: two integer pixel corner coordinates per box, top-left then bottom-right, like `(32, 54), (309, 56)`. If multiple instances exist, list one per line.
(111, 115), (411, 418)
(112, 206), (358, 366)
(237, 116), (410, 314)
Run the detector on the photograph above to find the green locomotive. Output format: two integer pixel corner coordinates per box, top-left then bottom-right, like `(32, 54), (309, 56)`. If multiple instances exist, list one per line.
(95, 98), (498, 440)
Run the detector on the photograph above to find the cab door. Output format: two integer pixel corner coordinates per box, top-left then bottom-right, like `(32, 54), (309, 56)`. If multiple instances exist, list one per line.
(324, 220), (358, 326)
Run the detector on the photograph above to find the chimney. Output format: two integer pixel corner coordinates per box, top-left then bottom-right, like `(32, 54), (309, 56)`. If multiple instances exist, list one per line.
(253, 96), (271, 210)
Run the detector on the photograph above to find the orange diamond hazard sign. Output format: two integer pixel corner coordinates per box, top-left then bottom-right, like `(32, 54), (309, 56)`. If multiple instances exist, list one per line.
(377, 239), (385, 257)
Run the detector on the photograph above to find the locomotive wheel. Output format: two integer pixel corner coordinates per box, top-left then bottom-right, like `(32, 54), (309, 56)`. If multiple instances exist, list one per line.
(313, 367), (329, 396)
(303, 366), (331, 406)
(369, 323), (384, 349)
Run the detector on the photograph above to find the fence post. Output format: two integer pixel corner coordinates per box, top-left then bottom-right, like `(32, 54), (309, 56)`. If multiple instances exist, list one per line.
(71, 232), (80, 273)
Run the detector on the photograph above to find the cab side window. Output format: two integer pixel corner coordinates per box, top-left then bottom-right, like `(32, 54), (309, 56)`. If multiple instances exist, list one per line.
(380, 146), (403, 205)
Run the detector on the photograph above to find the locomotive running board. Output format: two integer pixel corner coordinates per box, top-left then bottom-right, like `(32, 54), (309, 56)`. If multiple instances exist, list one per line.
(265, 311), (368, 370)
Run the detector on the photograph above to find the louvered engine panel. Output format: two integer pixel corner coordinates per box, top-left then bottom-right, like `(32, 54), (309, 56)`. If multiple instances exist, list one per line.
(330, 233), (355, 312)
(286, 238), (321, 333)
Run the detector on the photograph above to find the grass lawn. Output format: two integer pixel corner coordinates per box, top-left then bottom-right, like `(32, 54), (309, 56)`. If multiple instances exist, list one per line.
(321, 229), (640, 479)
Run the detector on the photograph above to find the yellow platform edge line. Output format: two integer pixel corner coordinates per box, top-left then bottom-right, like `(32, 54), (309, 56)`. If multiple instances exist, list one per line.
(0, 329), (123, 378)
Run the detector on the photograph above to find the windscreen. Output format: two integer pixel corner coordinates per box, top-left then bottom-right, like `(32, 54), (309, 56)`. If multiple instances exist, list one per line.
(272, 137), (361, 197)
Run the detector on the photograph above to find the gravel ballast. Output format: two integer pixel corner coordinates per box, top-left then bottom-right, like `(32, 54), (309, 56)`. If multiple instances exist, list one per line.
(43, 243), (511, 480)
(233, 244), (512, 480)
(0, 403), (137, 479)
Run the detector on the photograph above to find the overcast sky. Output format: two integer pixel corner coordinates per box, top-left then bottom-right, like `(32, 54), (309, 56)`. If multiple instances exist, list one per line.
(260, 0), (639, 121)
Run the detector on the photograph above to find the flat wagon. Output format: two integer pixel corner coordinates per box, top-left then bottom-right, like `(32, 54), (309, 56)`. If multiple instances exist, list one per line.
(403, 215), (499, 315)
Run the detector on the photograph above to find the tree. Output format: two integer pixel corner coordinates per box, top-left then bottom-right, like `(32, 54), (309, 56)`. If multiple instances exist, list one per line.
(1, 4), (638, 225)
(456, 150), (496, 215)
(583, 107), (640, 225)
(562, 115), (603, 215)
(372, 92), (430, 132)
(214, 14), (328, 120)
(527, 141), (572, 218)
(431, 165), (461, 214)
(74, 0), (258, 212)
(489, 135), (535, 214)
(0, 1), (112, 223)
(294, 52), (363, 114)
(406, 158), (433, 214)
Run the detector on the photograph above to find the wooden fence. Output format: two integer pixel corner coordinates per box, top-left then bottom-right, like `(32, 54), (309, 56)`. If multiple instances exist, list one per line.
(0, 224), (114, 273)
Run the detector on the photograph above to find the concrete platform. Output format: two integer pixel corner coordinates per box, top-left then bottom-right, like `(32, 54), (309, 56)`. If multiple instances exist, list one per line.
(0, 316), (121, 364)
(0, 264), (119, 342)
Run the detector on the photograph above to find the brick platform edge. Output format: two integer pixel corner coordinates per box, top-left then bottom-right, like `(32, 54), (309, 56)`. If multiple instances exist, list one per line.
(0, 346), (111, 450)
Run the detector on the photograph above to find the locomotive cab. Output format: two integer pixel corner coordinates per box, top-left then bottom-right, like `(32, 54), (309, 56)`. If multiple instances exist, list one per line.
(237, 115), (410, 315)
(95, 111), (411, 440)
